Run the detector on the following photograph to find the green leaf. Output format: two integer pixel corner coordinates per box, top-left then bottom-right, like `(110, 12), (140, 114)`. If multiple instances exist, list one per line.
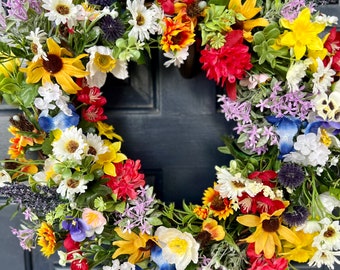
(114, 201), (126, 213)
(147, 216), (163, 226)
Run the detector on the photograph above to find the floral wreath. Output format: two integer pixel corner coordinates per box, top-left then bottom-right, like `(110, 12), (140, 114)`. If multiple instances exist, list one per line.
(0, 0), (340, 269)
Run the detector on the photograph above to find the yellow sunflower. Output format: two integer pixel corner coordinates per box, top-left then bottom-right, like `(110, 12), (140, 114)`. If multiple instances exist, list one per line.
(228, 0), (269, 42)
(237, 208), (300, 259)
(203, 185), (234, 220)
(112, 227), (157, 264)
(37, 222), (57, 257)
(20, 38), (89, 94)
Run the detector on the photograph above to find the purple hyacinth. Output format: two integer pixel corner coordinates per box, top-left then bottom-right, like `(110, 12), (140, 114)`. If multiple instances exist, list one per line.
(62, 217), (90, 242)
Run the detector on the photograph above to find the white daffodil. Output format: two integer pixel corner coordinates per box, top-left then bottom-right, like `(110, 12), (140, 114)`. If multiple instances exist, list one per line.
(85, 45), (128, 87)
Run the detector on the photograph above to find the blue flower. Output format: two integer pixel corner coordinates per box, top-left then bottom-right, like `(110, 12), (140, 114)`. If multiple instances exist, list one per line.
(266, 116), (301, 159)
(62, 217), (90, 242)
(151, 245), (176, 270)
(38, 104), (79, 132)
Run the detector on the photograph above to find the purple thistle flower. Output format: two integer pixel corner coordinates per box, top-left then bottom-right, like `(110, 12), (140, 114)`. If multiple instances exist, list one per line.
(100, 15), (125, 43)
(278, 163), (305, 188)
(62, 217), (90, 242)
(283, 205), (309, 227)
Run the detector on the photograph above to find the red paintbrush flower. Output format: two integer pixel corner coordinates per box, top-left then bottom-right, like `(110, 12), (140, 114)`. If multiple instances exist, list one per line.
(199, 30), (252, 100)
(82, 105), (107, 122)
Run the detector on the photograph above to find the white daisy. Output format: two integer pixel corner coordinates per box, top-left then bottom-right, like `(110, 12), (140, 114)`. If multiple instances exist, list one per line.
(163, 47), (189, 68)
(214, 166), (247, 199)
(52, 126), (87, 163)
(126, 0), (163, 42)
(56, 177), (88, 201)
(85, 45), (128, 87)
(27, 28), (47, 62)
(312, 58), (335, 95)
(42, 0), (78, 28)
(308, 249), (340, 270)
(85, 133), (108, 161)
(313, 219), (340, 250)
(0, 169), (11, 187)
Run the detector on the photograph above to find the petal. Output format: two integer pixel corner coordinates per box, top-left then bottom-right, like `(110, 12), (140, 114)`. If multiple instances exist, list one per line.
(237, 214), (260, 227)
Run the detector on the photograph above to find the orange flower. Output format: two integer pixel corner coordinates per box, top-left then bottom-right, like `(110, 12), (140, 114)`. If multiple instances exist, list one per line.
(202, 218), (225, 241)
(203, 185), (234, 220)
(193, 205), (209, 219)
(161, 8), (195, 53)
(37, 222), (57, 257)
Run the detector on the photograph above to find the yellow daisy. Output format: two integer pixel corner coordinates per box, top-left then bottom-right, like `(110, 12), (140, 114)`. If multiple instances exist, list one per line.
(20, 38), (89, 94)
(37, 222), (57, 257)
(112, 227), (157, 264)
(237, 208), (300, 259)
(203, 185), (234, 220)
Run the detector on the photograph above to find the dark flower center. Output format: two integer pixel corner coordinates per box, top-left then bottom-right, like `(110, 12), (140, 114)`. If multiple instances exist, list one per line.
(324, 227), (336, 238)
(56, 4), (70, 15)
(66, 140), (79, 153)
(88, 146), (97, 156)
(210, 196), (226, 211)
(262, 216), (280, 232)
(66, 179), (80, 188)
(136, 13), (145, 26)
(139, 239), (156, 251)
(43, 54), (63, 74)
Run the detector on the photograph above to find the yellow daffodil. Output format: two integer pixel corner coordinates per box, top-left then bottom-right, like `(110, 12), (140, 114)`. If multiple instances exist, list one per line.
(237, 208), (300, 259)
(277, 8), (326, 60)
(92, 141), (127, 176)
(20, 38), (89, 94)
(228, 0), (269, 42)
(280, 228), (317, 263)
(37, 222), (57, 257)
(96, 121), (123, 141)
(112, 227), (157, 264)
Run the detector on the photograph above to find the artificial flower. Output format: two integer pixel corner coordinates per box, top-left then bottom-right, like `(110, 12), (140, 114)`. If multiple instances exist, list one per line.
(154, 226), (199, 270)
(237, 208), (300, 259)
(112, 227), (157, 264)
(37, 222), (57, 257)
(277, 8), (326, 60)
(81, 208), (107, 237)
(62, 217), (91, 242)
(20, 38), (89, 94)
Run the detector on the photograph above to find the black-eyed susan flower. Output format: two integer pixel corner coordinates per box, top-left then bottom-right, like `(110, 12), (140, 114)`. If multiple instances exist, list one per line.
(20, 38), (89, 94)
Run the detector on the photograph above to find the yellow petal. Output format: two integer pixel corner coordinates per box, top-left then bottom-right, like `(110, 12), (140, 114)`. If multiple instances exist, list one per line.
(278, 225), (301, 245)
(237, 214), (260, 227)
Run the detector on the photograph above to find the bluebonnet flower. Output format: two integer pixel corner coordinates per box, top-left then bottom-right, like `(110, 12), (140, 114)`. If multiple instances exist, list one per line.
(62, 217), (90, 242)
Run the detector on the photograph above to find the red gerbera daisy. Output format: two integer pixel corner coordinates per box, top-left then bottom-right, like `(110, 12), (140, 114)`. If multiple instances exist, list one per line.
(105, 159), (145, 200)
(199, 30), (252, 100)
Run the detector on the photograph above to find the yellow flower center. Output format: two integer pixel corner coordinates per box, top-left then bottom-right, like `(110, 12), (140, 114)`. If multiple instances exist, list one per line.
(56, 4), (70, 15)
(43, 54), (63, 74)
(168, 237), (188, 255)
(85, 212), (99, 226)
(66, 140), (79, 153)
(94, 52), (116, 73)
(320, 129), (331, 147)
